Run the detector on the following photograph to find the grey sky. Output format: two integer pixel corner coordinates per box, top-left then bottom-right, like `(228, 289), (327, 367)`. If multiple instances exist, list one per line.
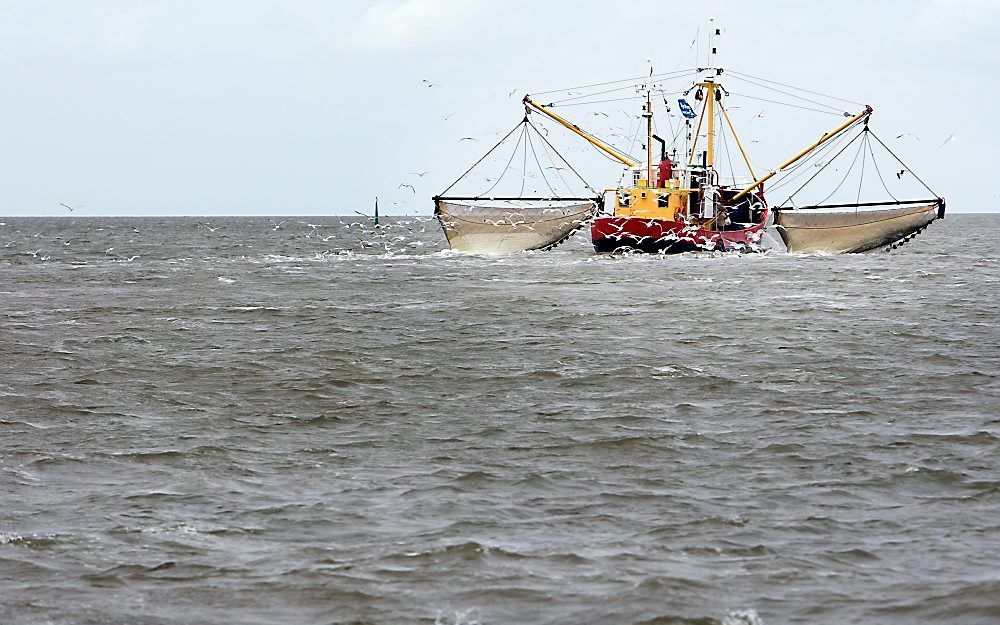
(1, 0), (995, 215)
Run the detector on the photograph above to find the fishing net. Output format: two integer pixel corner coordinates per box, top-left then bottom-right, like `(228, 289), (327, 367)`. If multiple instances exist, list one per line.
(436, 198), (598, 253)
(775, 200), (940, 253)
(435, 116), (602, 253)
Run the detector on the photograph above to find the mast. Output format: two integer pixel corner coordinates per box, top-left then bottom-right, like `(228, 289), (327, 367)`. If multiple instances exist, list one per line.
(644, 88), (653, 185)
(689, 22), (722, 168)
(705, 81), (717, 167)
(705, 20), (721, 168)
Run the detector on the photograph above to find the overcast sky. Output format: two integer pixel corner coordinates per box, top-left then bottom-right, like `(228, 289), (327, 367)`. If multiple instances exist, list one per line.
(1, 0), (996, 216)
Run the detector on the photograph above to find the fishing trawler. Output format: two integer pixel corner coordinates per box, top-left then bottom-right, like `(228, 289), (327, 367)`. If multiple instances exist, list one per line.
(435, 29), (944, 255)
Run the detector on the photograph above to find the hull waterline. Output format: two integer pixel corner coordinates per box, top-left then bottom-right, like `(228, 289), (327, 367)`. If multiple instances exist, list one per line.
(591, 213), (769, 254)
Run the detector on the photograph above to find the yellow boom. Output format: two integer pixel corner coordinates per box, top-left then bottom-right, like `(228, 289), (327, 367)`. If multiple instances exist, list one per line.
(523, 96), (640, 168)
(733, 105), (874, 201)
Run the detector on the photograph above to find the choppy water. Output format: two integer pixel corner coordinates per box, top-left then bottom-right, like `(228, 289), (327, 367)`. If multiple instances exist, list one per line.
(2, 214), (998, 625)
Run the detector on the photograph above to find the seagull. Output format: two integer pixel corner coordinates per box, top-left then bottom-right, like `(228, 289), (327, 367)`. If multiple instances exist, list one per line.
(940, 134), (957, 147)
(398, 183), (416, 193)
(508, 88), (519, 98)
(104, 247), (114, 254)
(443, 113), (456, 120)
(268, 219), (286, 231)
(459, 137), (477, 142)
(59, 203), (79, 212)
(197, 222), (220, 232)
(896, 133), (921, 141)
(422, 80), (440, 88)
(896, 169), (907, 179)
(410, 171), (430, 177)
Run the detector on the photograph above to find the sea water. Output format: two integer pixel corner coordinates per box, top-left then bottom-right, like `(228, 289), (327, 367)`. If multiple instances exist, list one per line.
(1, 214), (998, 624)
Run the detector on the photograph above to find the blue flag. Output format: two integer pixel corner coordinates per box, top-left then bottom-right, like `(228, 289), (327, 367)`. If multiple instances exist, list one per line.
(678, 99), (698, 119)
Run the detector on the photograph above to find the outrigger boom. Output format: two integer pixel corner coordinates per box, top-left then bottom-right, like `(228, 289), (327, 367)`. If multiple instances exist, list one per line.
(733, 105), (874, 201)
(523, 96), (639, 168)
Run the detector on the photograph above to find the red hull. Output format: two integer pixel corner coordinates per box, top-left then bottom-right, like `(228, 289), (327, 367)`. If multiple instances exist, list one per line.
(591, 211), (769, 254)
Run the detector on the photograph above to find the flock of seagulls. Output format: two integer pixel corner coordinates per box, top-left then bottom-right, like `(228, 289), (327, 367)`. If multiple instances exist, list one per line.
(11, 77), (960, 262)
(1, 215), (451, 264)
(895, 132), (957, 147)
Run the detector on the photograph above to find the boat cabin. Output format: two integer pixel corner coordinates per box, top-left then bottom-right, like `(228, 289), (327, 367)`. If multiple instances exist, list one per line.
(610, 163), (764, 230)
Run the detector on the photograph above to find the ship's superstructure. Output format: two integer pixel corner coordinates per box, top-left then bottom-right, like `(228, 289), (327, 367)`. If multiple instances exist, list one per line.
(435, 27), (944, 255)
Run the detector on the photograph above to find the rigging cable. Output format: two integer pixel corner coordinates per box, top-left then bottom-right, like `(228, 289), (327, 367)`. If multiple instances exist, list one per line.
(519, 122), (529, 196)
(530, 122), (578, 195)
(726, 92), (843, 116)
(548, 84), (647, 106)
(656, 89), (681, 151)
(775, 128), (866, 207)
(548, 74), (695, 106)
(725, 73), (846, 113)
(866, 132), (899, 202)
(479, 124), (528, 198)
(624, 89), (641, 157)
(548, 92), (684, 108)
(814, 132), (868, 206)
(438, 119), (527, 197)
(857, 132), (869, 206)
(866, 129), (940, 197)
(727, 69), (864, 107)
(525, 129), (558, 196)
(529, 68), (699, 97)
(719, 107), (737, 184)
(660, 28), (701, 76)
(767, 124), (861, 194)
(667, 115), (687, 152)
